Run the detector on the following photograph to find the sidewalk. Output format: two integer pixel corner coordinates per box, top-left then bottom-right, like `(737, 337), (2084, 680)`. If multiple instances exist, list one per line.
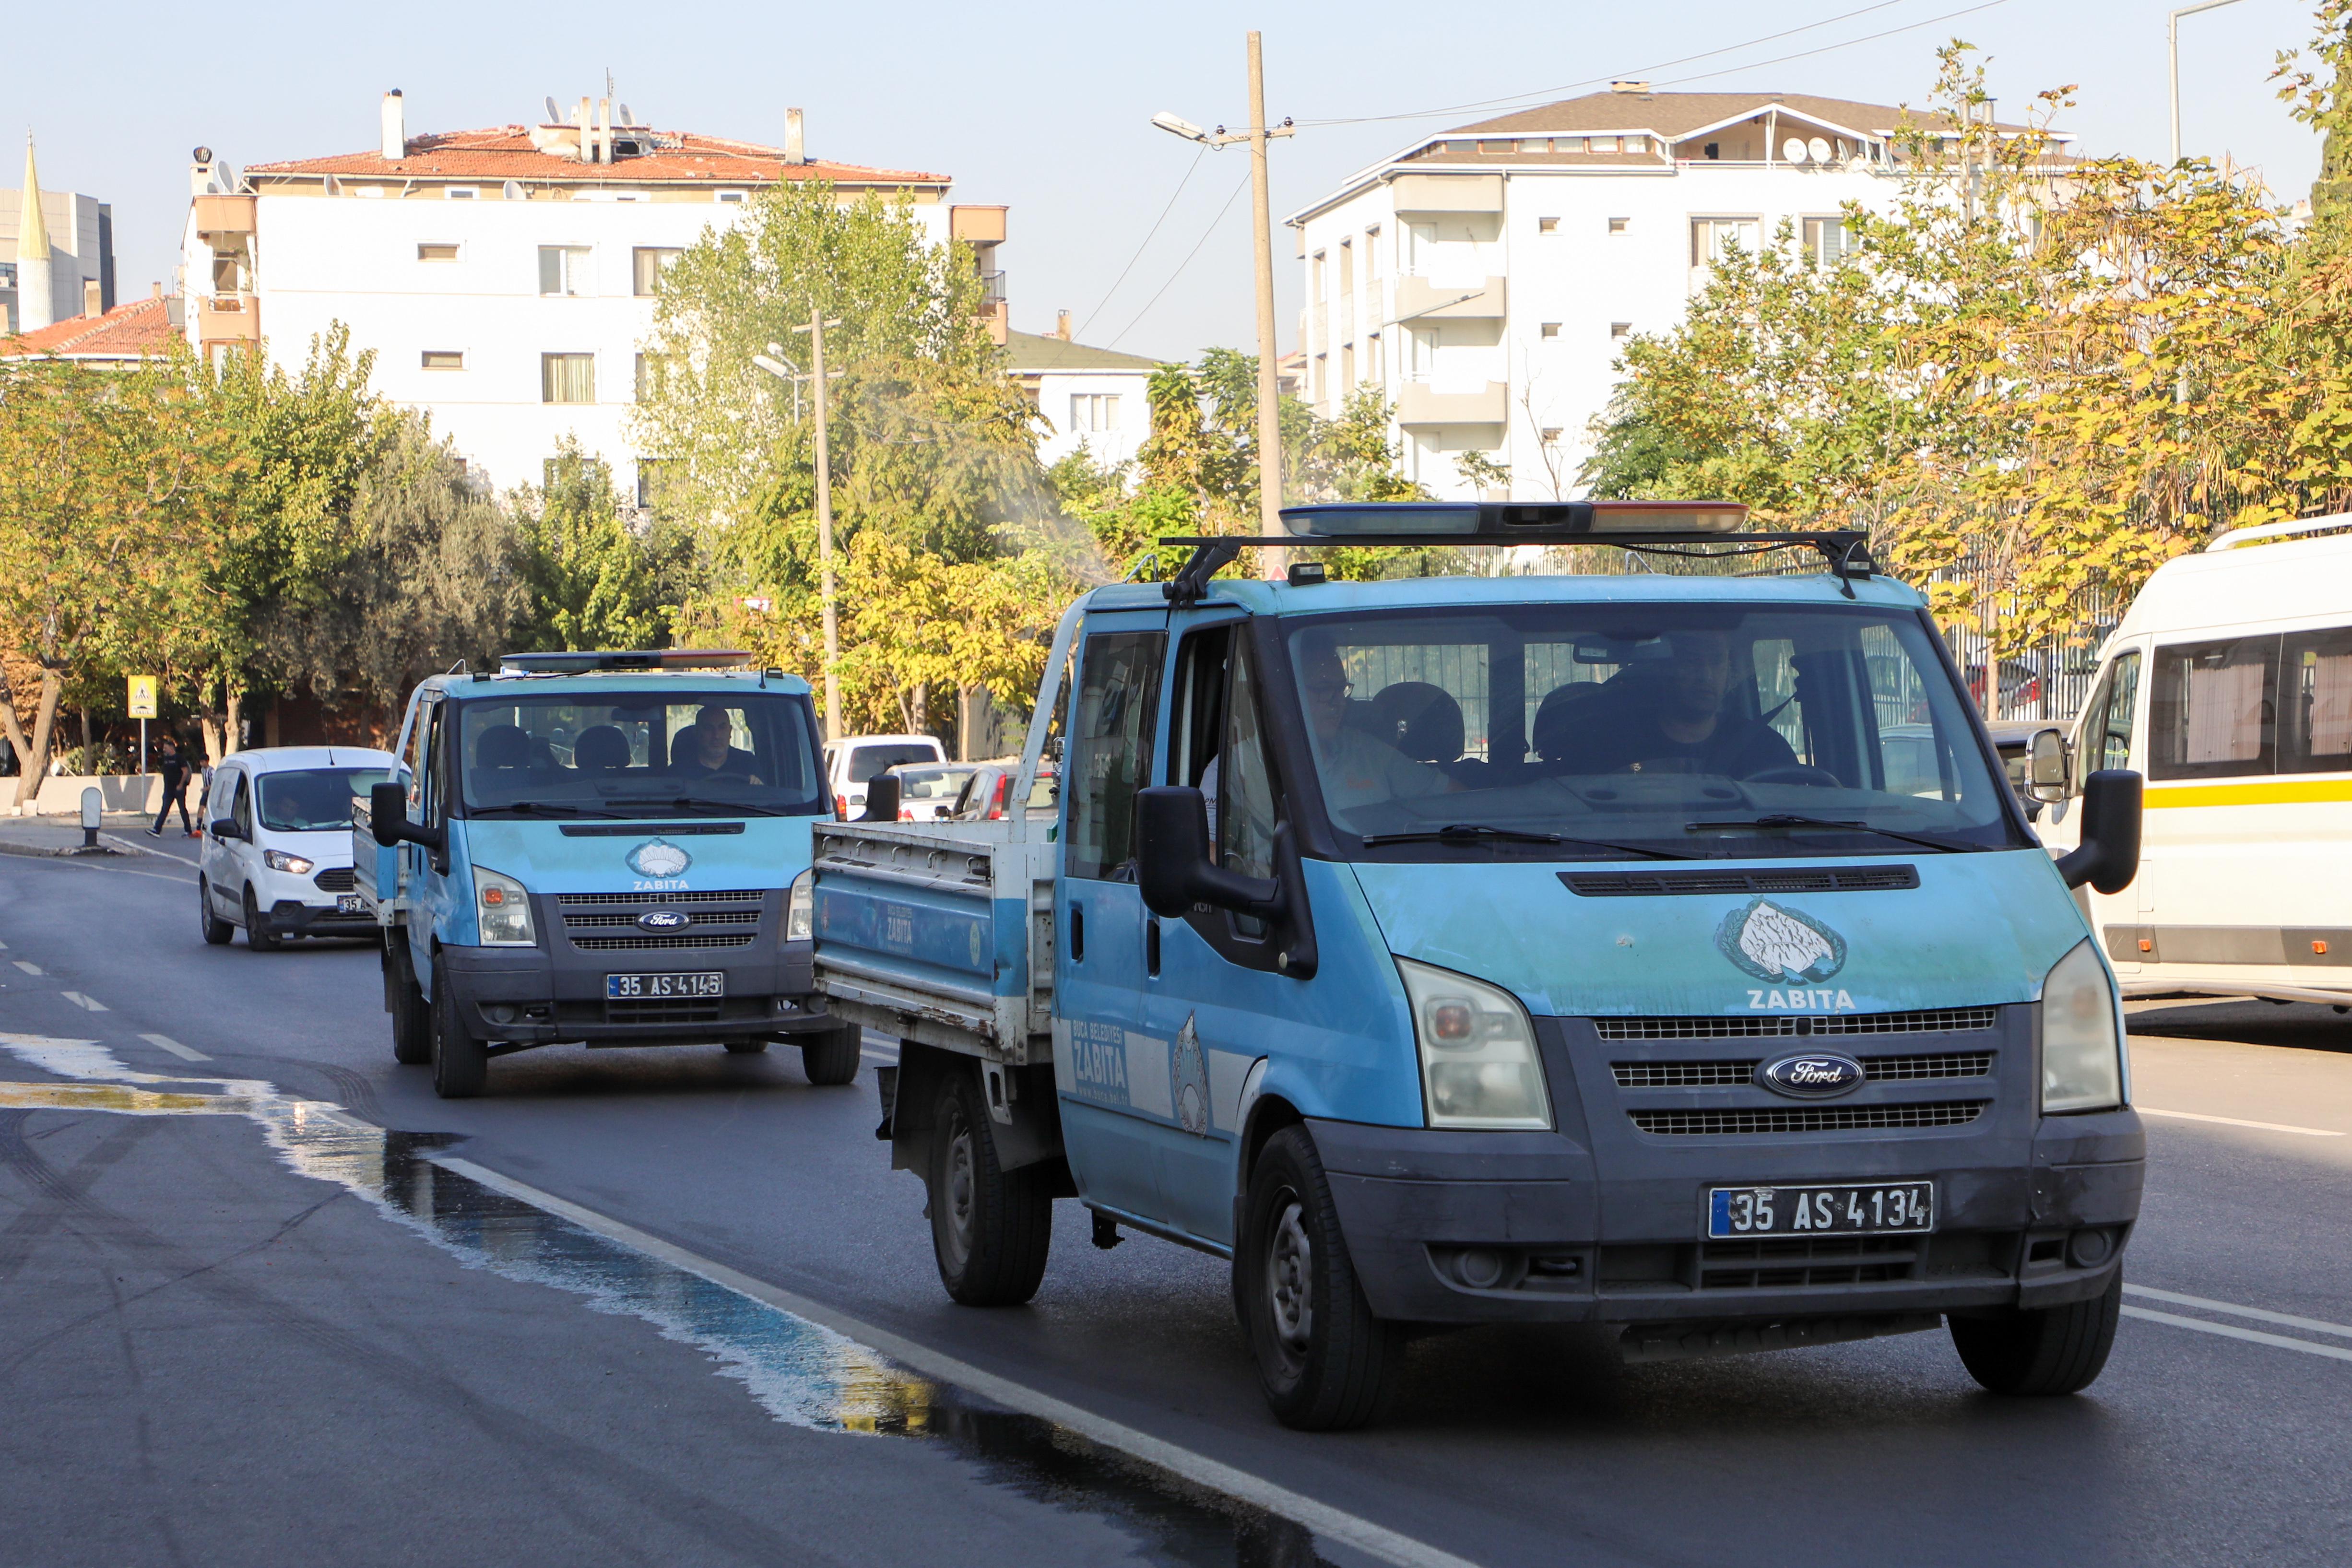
(0, 812), (198, 863)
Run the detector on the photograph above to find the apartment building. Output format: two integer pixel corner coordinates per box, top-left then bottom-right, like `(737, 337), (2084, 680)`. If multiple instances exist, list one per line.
(1288, 87), (2066, 500)
(183, 91), (1008, 496)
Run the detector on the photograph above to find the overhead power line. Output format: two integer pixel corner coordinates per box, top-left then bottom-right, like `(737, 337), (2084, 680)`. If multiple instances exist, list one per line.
(1107, 169), (1253, 351)
(1077, 146), (1206, 341)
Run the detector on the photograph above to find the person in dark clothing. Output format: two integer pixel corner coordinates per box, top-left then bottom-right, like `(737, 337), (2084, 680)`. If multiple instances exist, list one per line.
(149, 737), (194, 836)
(669, 705), (765, 784)
(1569, 629), (1801, 779)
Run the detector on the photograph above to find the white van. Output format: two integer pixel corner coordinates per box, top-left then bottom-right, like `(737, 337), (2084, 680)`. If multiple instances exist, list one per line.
(2038, 517), (2352, 1005)
(198, 746), (399, 950)
(822, 733), (945, 818)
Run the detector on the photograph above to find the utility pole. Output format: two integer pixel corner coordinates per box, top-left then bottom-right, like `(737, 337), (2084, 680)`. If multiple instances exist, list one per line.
(2170, 0), (2246, 165)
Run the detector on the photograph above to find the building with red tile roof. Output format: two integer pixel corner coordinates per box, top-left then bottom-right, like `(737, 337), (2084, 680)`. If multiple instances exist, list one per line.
(2, 291), (178, 366)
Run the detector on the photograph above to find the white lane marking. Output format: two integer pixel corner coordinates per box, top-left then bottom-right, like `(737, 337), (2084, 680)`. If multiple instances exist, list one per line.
(60, 992), (108, 1012)
(0, 937), (9, 947)
(2137, 1107), (2344, 1138)
(12, 960), (42, 976)
(2122, 1305), (2352, 1364)
(433, 1154), (1484, 1568)
(2124, 1285), (2352, 1341)
(140, 1033), (211, 1062)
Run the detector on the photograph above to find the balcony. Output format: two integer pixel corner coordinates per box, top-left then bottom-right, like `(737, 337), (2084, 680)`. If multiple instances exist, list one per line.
(1394, 275), (1505, 321)
(1389, 172), (1503, 214)
(951, 205), (1007, 245)
(193, 194), (256, 239)
(1396, 379), (1506, 426)
(197, 293), (260, 344)
(979, 269), (1007, 309)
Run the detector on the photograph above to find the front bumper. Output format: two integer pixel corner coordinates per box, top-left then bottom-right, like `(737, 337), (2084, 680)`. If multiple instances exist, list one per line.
(264, 897), (377, 938)
(1311, 1008), (2143, 1328)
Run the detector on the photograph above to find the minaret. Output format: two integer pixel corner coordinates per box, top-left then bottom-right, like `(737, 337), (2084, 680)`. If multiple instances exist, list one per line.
(16, 133), (54, 334)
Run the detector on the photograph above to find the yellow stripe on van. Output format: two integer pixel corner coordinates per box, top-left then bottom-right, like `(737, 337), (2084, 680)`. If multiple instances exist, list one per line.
(2145, 778), (2352, 808)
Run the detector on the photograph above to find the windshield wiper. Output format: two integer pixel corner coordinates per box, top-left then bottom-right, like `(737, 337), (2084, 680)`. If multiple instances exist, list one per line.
(611, 796), (790, 818)
(1684, 813), (1982, 854)
(487, 801), (634, 820)
(1360, 823), (1698, 860)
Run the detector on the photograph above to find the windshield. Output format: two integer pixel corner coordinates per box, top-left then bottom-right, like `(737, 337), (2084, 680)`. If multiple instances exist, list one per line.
(455, 691), (824, 817)
(257, 767), (394, 832)
(1280, 603), (2027, 860)
(848, 743), (937, 783)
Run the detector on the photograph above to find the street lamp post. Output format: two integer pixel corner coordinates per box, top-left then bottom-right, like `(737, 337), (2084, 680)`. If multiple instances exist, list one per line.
(2170, 0), (2247, 165)
(1154, 32), (1294, 576)
(752, 314), (846, 742)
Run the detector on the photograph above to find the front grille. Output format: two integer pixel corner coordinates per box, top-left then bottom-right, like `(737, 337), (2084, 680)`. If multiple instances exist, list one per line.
(605, 995), (725, 1024)
(1560, 864), (1919, 897)
(1610, 1049), (1994, 1089)
(1699, 1237), (1919, 1288)
(571, 933), (758, 951)
(1629, 1101), (1987, 1135)
(555, 889), (768, 906)
(312, 867), (356, 892)
(1596, 1006), (1998, 1041)
(563, 910), (759, 929)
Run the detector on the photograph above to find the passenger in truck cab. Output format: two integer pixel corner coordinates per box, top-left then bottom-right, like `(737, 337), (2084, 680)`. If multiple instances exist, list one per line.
(670, 704), (765, 784)
(1297, 635), (1452, 814)
(1538, 627), (1800, 779)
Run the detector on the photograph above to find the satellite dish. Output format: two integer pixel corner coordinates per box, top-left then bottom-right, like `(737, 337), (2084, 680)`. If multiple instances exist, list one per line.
(1782, 137), (1811, 164)
(619, 104), (635, 126)
(1808, 136), (1833, 164)
(544, 96), (561, 124)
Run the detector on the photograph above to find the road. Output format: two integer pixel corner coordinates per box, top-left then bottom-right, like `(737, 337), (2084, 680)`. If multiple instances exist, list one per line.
(3, 839), (2349, 1567)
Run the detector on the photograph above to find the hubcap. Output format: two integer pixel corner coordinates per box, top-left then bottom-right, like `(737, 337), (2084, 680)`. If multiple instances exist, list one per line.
(943, 1125), (977, 1268)
(1266, 1196), (1313, 1353)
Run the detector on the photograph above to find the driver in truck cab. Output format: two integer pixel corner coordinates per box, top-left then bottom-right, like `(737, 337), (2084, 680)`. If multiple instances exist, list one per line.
(1536, 626), (1802, 779)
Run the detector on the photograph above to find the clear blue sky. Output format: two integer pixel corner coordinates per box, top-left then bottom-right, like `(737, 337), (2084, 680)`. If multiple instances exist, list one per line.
(15, 0), (2332, 364)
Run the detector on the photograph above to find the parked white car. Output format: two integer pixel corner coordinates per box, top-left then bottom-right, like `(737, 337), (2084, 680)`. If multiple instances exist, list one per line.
(198, 746), (399, 950)
(822, 733), (945, 819)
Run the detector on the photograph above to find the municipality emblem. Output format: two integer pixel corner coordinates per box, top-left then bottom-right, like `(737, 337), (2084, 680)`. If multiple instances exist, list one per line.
(626, 838), (692, 879)
(1716, 899), (1847, 984)
(1170, 1013), (1211, 1136)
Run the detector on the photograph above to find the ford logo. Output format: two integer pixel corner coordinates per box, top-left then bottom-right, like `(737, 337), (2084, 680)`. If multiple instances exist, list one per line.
(1758, 1053), (1866, 1099)
(637, 909), (691, 932)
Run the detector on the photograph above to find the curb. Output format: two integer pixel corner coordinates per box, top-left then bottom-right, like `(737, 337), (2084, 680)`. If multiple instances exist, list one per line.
(0, 838), (120, 861)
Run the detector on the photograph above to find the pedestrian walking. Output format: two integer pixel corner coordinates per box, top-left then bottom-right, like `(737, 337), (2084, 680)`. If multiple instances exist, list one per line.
(149, 737), (193, 837)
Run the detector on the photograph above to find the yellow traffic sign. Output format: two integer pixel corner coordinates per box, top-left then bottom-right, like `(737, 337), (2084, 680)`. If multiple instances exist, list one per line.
(128, 675), (158, 719)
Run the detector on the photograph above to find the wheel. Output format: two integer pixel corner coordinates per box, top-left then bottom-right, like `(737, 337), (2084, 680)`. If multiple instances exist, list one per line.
(387, 938), (430, 1066)
(428, 953), (488, 1098)
(799, 1022), (862, 1085)
(241, 885), (279, 951)
(723, 1038), (768, 1055)
(1950, 1273), (2122, 1395)
(1237, 1126), (1401, 1431)
(927, 1069), (1052, 1306)
(198, 877), (233, 945)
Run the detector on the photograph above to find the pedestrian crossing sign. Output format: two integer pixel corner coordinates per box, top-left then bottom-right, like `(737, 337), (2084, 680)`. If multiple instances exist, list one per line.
(128, 675), (157, 719)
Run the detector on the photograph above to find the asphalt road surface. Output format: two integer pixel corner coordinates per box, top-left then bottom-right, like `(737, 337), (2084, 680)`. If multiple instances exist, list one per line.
(4, 840), (2349, 1567)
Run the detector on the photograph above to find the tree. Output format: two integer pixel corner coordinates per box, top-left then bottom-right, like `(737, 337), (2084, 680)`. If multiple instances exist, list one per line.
(509, 443), (677, 653)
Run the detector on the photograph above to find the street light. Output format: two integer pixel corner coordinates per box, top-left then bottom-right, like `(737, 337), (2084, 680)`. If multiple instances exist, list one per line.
(750, 319), (844, 741)
(2170, 0), (2247, 166)
(1153, 32), (1295, 573)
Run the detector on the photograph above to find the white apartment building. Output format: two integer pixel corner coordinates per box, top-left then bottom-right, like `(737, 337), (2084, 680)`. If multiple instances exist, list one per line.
(1288, 89), (2066, 501)
(183, 91), (1008, 498)
(1005, 317), (1160, 471)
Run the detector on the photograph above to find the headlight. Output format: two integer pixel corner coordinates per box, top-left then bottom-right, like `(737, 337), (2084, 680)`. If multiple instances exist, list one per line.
(786, 869), (814, 942)
(262, 849), (315, 875)
(1397, 956), (1553, 1130)
(2040, 938), (2124, 1113)
(473, 865), (537, 947)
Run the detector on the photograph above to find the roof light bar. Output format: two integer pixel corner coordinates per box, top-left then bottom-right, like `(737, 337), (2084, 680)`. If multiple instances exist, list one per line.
(1276, 500), (1749, 537)
(495, 649), (754, 675)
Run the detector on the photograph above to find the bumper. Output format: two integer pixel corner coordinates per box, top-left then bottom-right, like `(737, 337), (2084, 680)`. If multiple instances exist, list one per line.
(438, 938), (826, 1047)
(1309, 1108), (2143, 1327)
(264, 897), (377, 938)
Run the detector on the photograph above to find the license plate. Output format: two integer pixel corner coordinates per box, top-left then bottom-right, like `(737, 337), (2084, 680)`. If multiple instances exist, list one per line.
(1707, 1183), (1934, 1239)
(336, 894), (366, 914)
(606, 971), (725, 1000)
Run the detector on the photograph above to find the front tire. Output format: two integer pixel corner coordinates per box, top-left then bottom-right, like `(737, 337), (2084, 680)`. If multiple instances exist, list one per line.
(428, 954), (488, 1098)
(387, 938), (430, 1065)
(1238, 1126), (1401, 1431)
(799, 1022), (862, 1085)
(927, 1070), (1051, 1306)
(241, 886), (278, 951)
(198, 877), (233, 945)
(1950, 1273), (2122, 1395)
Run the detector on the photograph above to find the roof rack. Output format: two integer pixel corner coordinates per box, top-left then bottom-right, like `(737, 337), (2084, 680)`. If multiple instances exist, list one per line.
(494, 649), (754, 675)
(1158, 502), (1875, 605)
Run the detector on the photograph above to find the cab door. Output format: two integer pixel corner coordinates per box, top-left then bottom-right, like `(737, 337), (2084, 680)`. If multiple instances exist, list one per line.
(1051, 614), (1170, 1223)
(405, 698), (456, 978)
(2069, 648), (2144, 968)
(201, 765), (244, 918)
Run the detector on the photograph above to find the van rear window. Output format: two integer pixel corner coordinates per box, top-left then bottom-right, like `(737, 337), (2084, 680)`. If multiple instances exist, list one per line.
(848, 744), (937, 783)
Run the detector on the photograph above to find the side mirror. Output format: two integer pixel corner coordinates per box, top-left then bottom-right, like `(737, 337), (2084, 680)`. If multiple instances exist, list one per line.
(2056, 769), (2140, 894)
(369, 782), (415, 849)
(860, 772), (901, 824)
(2025, 727), (2068, 803)
(209, 817), (241, 841)
(1137, 787), (1277, 918)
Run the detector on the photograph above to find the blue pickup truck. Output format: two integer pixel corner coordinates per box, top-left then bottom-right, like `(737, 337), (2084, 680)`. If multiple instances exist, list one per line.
(353, 650), (860, 1096)
(809, 502), (2147, 1429)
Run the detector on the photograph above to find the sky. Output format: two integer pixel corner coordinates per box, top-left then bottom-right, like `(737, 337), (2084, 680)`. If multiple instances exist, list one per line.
(12, 0), (2335, 364)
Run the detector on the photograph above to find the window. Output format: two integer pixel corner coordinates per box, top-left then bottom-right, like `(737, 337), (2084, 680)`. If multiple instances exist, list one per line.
(1367, 333), (1383, 383)
(635, 458), (681, 511)
(2151, 636), (2277, 780)
(1802, 217), (1852, 263)
(1312, 252), (1326, 303)
(1312, 354), (1326, 403)
(1540, 427), (1563, 443)
(455, 692), (825, 817)
(1593, 136), (1620, 154)
(1627, 136), (1650, 154)
(1540, 322), (1561, 339)
(1558, 137), (1587, 153)
(635, 352), (676, 402)
(1610, 322), (1632, 338)
(1690, 217), (1761, 268)
(1069, 393), (1122, 433)
(2280, 627), (2352, 774)
(1341, 343), (1355, 390)
(2080, 651), (2141, 775)
(632, 246), (684, 296)
(1364, 225), (1381, 278)
(1220, 637), (1278, 884)
(258, 767), (395, 832)
(445, 187), (479, 200)
(1537, 217), (1560, 234)
(538, 245), (592, 296)
(1607, 216), (1630, 235)
(1065, 631), (1166, 881)
(541, 353), (595, 404)
(421, 350), (465, 371)
(417, 242), (460, 262)
(714, 189), (747, 204)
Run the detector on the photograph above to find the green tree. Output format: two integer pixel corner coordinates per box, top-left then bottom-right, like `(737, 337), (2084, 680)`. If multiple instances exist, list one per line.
(510, 444), (675, 652)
